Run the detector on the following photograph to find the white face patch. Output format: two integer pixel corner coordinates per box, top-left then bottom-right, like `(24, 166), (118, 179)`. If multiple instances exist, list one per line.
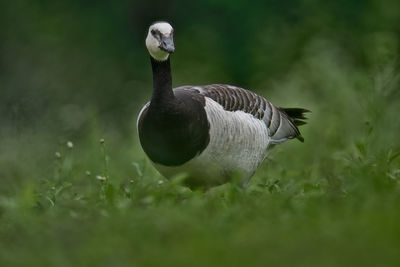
(145, 22), (174, 61)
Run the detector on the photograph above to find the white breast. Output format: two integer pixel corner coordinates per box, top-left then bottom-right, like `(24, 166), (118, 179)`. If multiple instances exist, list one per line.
(153, 97), (271, 186)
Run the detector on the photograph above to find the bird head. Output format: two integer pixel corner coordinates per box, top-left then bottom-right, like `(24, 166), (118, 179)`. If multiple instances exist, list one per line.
(146, 22), (175, 61)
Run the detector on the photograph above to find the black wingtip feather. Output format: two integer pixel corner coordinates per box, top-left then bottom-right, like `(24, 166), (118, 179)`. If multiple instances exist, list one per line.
(279, 107), (310, 127)
(293, 120), (307, 126)
(281, 107), (310, 119)
(279, 107), (310, 143)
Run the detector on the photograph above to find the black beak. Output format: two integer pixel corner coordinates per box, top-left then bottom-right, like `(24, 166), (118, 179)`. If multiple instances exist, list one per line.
(159, 35), (175, 53)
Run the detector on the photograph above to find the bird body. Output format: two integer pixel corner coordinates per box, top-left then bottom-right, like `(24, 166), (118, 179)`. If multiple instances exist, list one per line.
(138, 22), (309, 188)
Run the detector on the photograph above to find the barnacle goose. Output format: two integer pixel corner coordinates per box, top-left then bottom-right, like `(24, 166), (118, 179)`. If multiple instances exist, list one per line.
(138, 22), (309, 188)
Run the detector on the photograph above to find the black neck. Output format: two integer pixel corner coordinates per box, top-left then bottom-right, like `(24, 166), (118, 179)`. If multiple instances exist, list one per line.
(150, 56), (174, 105)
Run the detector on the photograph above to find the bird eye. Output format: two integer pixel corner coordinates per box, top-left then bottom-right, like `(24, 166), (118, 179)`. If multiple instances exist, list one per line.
(151, 29), (156, 35)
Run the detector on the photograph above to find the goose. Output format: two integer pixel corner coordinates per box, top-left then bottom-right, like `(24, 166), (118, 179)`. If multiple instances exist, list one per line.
(137, 21), (309, 188)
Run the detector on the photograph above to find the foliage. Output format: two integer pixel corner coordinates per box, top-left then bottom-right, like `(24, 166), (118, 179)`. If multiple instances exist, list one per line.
(1, 0), (400, 266)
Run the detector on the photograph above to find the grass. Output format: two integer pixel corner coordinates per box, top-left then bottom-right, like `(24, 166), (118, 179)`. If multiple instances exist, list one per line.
(1, 140), (399, 266)
(1, 42), (400, 266)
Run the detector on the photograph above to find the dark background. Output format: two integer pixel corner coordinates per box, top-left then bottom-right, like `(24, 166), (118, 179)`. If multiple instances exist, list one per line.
(1, 0), (400, 188)
(1, 0), (400, 193)
(0, 1), (400, 265)
(1, 0), (398, 129)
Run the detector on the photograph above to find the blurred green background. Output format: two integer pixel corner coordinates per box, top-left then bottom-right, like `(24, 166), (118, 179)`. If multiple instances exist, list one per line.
(1, 0), (400, 266)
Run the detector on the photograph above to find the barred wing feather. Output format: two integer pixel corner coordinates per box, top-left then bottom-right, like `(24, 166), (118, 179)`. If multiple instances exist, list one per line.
(175, 84), (309, 144)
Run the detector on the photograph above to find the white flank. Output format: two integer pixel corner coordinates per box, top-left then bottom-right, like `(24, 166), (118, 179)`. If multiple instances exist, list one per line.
(154, 97), (271, 186)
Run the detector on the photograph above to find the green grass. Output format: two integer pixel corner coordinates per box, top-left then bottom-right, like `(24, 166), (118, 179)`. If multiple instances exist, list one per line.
(1, 74), (400, 267)
(1, 26), (400, 266)
(0, 139), (399, 266)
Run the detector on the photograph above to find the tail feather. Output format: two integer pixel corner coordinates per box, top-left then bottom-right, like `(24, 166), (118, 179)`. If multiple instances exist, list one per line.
(293, 119), (307, 126)
(280, 108), (310, 122)
(279, 107), (310, 142)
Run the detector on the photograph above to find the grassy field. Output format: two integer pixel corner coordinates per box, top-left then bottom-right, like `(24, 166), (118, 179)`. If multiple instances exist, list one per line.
(1, 1), (400, 266)
(1, 43), (400, 266)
